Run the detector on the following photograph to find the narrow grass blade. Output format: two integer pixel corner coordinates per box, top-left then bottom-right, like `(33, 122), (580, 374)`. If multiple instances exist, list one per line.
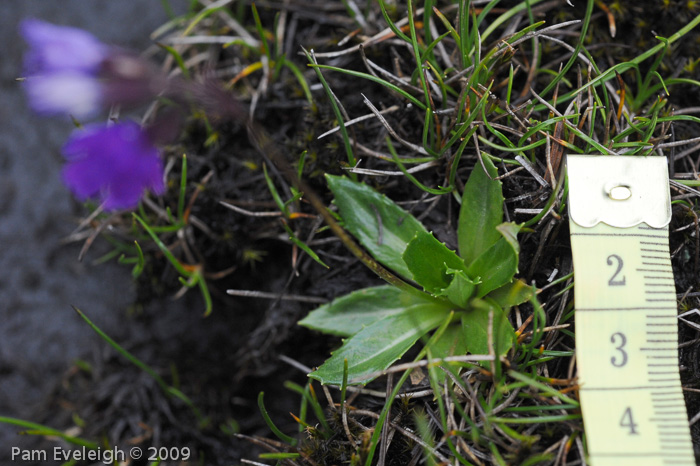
(507, 369), (579, 406)
(0, 416), (98, 449)
(308, 64), (427, 111)
(177, 154), (187, 221)
(72, 306), (202, 419)
(284, 381), (332, 435)
(303, 50), (357, 172)
(257, 392), (297, 445)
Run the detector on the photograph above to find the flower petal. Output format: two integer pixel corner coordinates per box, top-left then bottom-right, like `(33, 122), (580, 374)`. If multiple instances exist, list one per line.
(20, 19), (106, 75)
(24, 72), (102, 118)
(61, 121), (164, 211)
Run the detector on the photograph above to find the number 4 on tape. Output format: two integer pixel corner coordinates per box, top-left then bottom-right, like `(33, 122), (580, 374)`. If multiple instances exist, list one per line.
(567, 155), (694, 466)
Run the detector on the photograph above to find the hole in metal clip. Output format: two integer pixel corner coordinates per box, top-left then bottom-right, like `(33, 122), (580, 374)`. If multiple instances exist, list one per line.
(608, 185), (632, 200)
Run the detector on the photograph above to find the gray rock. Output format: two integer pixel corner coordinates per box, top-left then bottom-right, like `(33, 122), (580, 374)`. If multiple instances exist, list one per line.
(0, 0), (187, 453)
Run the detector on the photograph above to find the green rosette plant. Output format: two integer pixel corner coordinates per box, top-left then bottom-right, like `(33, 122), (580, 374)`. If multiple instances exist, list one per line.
(300, 156), (533, 385)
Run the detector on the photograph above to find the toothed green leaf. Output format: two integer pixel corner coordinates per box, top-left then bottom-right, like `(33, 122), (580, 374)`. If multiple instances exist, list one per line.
(299, 285), (440, 337)
(437, 267), (478, 308)
(309, 300), (452, 385)
(462, 298), (515, 357)
(458, 156), (504, 266)
(403, 231), (467, 294)
(467, 222), (521, 297)
(488, 279), (534, 309)
(326, 175), (428, 281)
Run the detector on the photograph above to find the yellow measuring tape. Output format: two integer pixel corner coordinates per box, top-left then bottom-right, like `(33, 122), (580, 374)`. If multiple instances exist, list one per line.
(567, 155), (694, 465)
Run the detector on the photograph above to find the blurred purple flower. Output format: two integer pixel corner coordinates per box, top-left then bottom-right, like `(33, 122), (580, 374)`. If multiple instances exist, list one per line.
(62, 121), (165, 211)
(24, 72), (103, 118)
(20, 19), (166, 119)
(20, 18), (107, 118)
(20, 19), (106, 75)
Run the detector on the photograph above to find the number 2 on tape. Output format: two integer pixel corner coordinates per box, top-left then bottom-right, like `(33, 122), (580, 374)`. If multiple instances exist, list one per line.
(567, 155), (694, 466)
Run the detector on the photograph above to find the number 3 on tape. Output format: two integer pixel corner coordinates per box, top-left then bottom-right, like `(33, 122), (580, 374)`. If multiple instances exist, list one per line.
(567, 155), (694, 465)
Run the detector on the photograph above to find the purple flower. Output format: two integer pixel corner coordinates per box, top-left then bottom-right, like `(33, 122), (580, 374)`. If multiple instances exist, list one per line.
(61, 121), (165, 211)
(20, 19), (168, 119)
(24, 72), (102, 118)
(20, 19), (106, 75)
(20, 19), (107, 118)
